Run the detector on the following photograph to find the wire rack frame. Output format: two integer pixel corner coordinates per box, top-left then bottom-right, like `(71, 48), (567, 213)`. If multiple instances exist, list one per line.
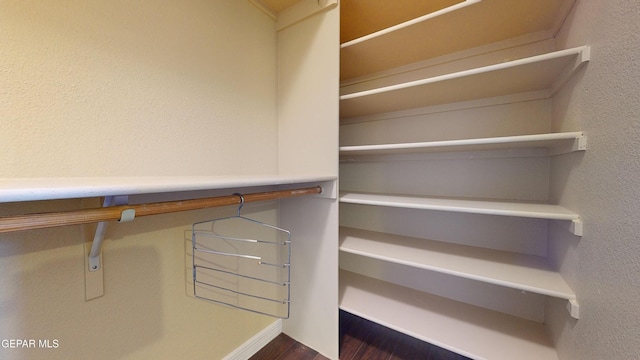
(191, 211), (292, 319)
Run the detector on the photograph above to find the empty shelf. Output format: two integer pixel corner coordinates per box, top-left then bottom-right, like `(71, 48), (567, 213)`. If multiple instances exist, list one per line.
(340, 0), (576, 80)
(0, 175), (337, 203)
(340, 0), (465, 45)
(339, 132), (586, 156)
(340, 46), (590, 118)
(340, 227), (575, 299)
(339, 192), (580, 221)
(340, 270), (559, 360)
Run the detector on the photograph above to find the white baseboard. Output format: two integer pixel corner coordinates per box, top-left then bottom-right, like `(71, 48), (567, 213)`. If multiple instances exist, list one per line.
(223, 319), (283, 360)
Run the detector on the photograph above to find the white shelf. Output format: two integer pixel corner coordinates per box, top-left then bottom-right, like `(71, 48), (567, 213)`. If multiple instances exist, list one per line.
(0, 175), (337, 203)
(340, 227), (575, 300)
(340, 0), (576, 80)
(340, 0), (468, 45)
(340, 191), (580, 221)
(340, 270), (558, 360)
(340, 46), (590, 118)
(340, 131), (586, 156)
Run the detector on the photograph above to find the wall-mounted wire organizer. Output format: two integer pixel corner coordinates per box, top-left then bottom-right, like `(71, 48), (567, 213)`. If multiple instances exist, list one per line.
(191, 194), (291, 319)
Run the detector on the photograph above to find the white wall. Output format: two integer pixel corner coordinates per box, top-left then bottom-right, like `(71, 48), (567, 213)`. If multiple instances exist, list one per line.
(0, 1), (283, 359)
(277, 5), (339, 176)
(276, 3), (340, 358)
(547, 1), (640, 359)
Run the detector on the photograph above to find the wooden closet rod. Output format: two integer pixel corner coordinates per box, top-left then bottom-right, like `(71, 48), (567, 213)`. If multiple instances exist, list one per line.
(0, 186), (322, 234)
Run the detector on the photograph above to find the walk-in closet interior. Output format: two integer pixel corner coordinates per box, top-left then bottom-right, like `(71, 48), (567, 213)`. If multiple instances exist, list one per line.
(338, 1), (639, 359)
(1, 1), (339, 359)
(1, 0), (639, 359)
(339, 0), (587, 359)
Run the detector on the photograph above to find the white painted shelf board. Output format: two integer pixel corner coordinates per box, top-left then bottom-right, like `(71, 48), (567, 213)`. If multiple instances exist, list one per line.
(339, 192), (580, 221)
(340, 46), (590, 118)
(340, 0), (576, 80)
(339, 132), (586, 156)
(340, 227), (575, 299)
(340, 270), (558, 360)
(341, 0), (478, 48)
(0, 175), (337, 203)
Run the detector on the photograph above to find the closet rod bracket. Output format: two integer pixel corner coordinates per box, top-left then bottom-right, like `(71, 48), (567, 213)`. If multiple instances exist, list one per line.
(119, 208), (136, 223)
(88, 195), (130, 271)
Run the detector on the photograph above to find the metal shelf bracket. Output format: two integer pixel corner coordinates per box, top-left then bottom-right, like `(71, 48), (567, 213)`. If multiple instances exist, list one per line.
(88, 195), (131, 272)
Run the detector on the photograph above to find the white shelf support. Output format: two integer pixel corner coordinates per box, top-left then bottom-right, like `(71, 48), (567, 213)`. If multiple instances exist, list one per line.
(88, 195), (130, 272)
(567, 298), (580, 319)
(550, 46), (591, 95)
(575, 132), (588, 152)
(547, 132), (587, 155)
(571, 219), (584, 237)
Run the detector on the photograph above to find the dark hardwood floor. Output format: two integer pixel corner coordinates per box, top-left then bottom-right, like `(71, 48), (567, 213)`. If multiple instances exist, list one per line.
(249, 311), (470, 360)
(249, 332), (329, 360)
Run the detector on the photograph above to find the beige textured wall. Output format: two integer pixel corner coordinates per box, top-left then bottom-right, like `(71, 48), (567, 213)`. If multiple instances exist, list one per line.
(0, 201), (279, 360)
(1, 0), (278, 177)
(0, 1), (281, 359)
(546, 1), (640, 359)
